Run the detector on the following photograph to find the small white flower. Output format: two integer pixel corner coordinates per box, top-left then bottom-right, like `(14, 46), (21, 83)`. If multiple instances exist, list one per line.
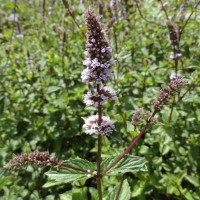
(170, 54), (174, 60)
(87, 43), (93, 48)
(176, 53), (182, 58)
(102, 68), (113, 80)
(110, 59), (115, 65)
(170, 53), (182, 60)
(106, 47), (112, 53)
(91, 38), (96, 43)
(93, 171), (97, 175)
(83, 59), (91, 66)
(170, 72), (182, 80)
(81, 68), (91, 83)
(83, 115), (115, 135)
(16, 34), (24, 39)
(111, 0), (121, 9)
(9, 14), (18, 22)
(84, 51), (90, 57)
(101, 48), (106, 53)
(87, 169), (91, 177)
(91, 58), (101, 69)
(101, 87), (117, 100)
(84, 87), (117, 107)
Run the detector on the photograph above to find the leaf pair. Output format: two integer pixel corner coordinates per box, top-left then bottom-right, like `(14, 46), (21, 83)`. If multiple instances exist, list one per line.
(44, 155), (146, 200)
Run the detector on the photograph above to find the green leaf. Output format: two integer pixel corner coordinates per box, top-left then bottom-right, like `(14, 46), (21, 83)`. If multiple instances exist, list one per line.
(60, 191), (72, 200)
(183, 190), (194, 200)
(126, 121), (138, 137)
(0, 168), (7, 177)
(183, 96), (200, 104)
(45, 158), (95, 185)
(89, 187), (98, 200)
(101, 155), (146, 175)
(185, 175), (199, 187)
(47, 86), (61, 93)
(126, 121), (134, 132)
(72, 188), (87, 200)
(171, 108), (179, 123)
(42, 180), (64, 188)
(63, 158), (96, 172)
(161, 144), (170, 155)
(106, 179), (131, 200)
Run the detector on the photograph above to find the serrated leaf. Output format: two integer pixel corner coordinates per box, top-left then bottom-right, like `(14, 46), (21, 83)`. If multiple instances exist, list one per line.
(101, 155), (146, 175)
(106, 179), (131, 200)
(45, 168), (86, 183)
(63, 158), (96, 171)
(45, 158), (95, 185)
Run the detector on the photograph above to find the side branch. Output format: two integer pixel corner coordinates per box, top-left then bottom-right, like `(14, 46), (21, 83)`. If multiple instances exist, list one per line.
(101, 111), (157, 175)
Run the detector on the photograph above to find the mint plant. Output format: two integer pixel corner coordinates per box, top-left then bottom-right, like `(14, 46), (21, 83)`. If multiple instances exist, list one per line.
(4, 5), (190, 199)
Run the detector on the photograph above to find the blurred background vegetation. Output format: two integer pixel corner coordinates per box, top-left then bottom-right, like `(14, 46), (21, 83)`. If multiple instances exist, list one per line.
(0, 0), (199, 199)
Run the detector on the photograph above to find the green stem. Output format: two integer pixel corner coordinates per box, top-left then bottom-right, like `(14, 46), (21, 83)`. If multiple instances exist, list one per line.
(97, 83), (102, 200)
(115, 174), (126, 200)
(97, 135), (102, 200)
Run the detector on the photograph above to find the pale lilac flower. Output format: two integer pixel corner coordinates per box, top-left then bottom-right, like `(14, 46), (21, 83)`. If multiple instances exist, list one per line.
(82, 8), (114, 83)
(170, 53), (182, 60)
(101, 48), (106, 53)
(81, 68), (91, 83)
(111, 0), (121, 9)
(131, 108), (144, 126)
(84, 51), (89, 56)
(84, 86), (117, 106)
(110, 59), (115, 65)
(169, 72), (182, 80)
(5, 151), (59, 169)
(83, 59), (92, 67)
(132, 109), (157, 126)
(16, 34), (24, 39)
(151, 77), (187, 110)
(9, 14), (18, 22)
(91, 38), (96, 43)
(48, 6), (54, 15)
(83, 115), (115, 135)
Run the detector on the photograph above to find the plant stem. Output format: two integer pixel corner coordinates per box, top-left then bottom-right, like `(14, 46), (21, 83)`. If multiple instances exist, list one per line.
(135, 0), (163, 27)
(115, 174), (126, 200)
(168, 97), (175, 123)
(97, 134), (102, 200)
(97, 83), (102, 200)
(179, 0), (200, 40)
(101, 111), (157, 175)
(160, 0), (169, 20)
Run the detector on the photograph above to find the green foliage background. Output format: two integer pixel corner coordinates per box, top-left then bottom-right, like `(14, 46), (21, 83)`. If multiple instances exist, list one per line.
(0, 0), (199, 199)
